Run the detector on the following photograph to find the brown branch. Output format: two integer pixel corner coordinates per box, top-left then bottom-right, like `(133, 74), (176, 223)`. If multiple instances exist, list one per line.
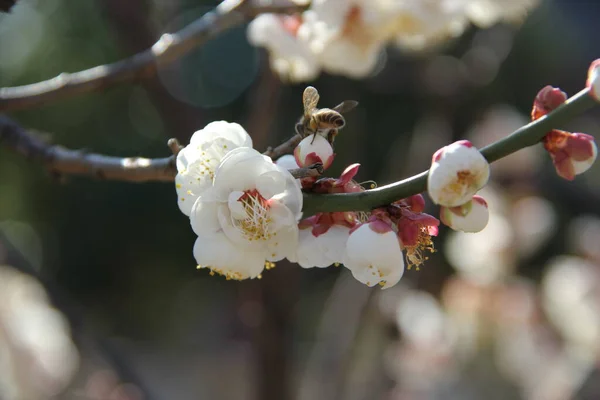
(263, 134), (303, 160)
(0, 1), (308, 113)
(0, 116), (176, 182)
(0, 116), (313, 182)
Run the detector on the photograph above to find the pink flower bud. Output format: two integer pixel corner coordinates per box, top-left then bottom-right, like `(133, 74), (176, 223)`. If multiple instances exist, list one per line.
(543, 130), (598, 180)
(531, 85), (567, 121)
(586, 59), (600, 102)
(440, 195), (489, 233)
(294, 135), (335, 169)
(427, 140), (490, 207)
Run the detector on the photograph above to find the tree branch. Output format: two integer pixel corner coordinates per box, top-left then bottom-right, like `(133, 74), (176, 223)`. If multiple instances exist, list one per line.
(0, 116), (315, 182)
(0, 116), (177, 182)
(0, 1), (307, 112)
(263, 134), (303, 160)
(2, 89), (596, 207)
(301, 88), (599, 216)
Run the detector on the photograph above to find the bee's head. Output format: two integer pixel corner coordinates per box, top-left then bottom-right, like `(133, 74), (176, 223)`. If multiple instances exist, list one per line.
(295, 122), (305, 136)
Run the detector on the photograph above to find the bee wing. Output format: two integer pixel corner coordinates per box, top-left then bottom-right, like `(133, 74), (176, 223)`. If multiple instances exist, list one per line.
(332, 100), (358, 114)
(303, 86), (320, 117)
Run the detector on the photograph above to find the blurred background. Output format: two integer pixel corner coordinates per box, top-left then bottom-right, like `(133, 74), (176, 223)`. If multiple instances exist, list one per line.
(1, 0), (600, 399)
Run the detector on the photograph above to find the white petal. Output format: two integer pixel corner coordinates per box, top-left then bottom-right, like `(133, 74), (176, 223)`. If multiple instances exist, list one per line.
(296, 228), (332, 268)
(217, 204), (255, 248)
(189, 121), (252, 148)
(268, 200), (297, 233)
(320, 225), (351, 262)
(212, 148), (277, 200)
(267, 225), (298, 262)
(190, 195), (221, 237)
(344, 224), (405, 288)
(193, 234), (265, 279)
(275, 154), (300, 170)
(427, 142), (490, 207)
(256, 170), (287, 200)
(295, 135), (334, 168)
(228, 191), (247, 219)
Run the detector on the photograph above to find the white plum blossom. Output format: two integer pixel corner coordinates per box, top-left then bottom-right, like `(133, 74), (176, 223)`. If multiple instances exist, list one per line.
(298, 0), (390, 78)
(296, 225), (350, 268)
(440, 195), (489, 232)
(427, 140), (490, 207)
(465, 0), (540, 28)
(190, 147), (303, 280)
(176, 121), (252, 216)
(247, 14), (320, 83)
(344, 221), (405, 289)
(294, 135), (335, 169)
(247, 0), (539, 80)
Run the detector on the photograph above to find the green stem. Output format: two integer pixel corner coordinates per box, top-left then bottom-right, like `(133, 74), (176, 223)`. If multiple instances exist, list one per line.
(302, 88), (597, 216)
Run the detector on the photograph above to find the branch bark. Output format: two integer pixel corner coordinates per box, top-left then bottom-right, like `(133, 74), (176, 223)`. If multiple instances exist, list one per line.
(0, 1), (307, 112)
(0, 116), (314, 182)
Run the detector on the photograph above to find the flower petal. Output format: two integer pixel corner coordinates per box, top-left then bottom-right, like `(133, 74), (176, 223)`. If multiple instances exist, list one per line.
(193, 234), (265, 279)
(190, 194), (221, 237)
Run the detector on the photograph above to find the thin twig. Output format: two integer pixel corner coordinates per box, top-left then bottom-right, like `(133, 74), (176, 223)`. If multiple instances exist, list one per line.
(0, 116), (176, 182)
(263, 134), (303, 160)
(0, 116), (313, 182)
(289, 163), (323, 179)
(301, 88), (599, 215)
(0, 1), (307, 112)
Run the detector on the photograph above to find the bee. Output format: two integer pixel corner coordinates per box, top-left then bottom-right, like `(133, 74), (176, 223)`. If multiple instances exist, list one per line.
(295, 86), (358, 145)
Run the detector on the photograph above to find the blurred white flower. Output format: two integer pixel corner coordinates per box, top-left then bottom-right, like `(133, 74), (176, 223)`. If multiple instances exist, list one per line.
(176, 121), (252, 216)
(248, 0), (539, 79)
(294, 134), (335, 169)
(389, 0), (469, 51)
(542, 256), (600, 351)
(440, 195), (489, 232)
(191, 147), (303, 280)
(297, 225), (350, 268)
(299, 0), (390, 78)
(343, 221), (405, 289)
(445, 194), (515, 284)
(248, 14), (320, 83)
(511, 196), (557, 258)
(0, 266), (79, 400)
(466, 0), (540, 28)
(428, 140), (490, 207)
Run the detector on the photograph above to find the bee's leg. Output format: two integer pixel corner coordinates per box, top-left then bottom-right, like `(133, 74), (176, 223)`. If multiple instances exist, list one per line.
(327, 129), (338, 145)
(310, 133), (317, 144)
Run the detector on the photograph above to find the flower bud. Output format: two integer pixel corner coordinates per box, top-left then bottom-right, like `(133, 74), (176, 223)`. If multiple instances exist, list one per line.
(427, 140), (490, 207)
(531, 85), (567, 121)
(294, 135), (335, 169)
(543, 130), (598, 180)
(343, 221), (405, 289)
(586, 59), (600, 102)
(440, 195), (489, 233)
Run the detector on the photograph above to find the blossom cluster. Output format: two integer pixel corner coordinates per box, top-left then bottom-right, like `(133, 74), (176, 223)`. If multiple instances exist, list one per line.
(175, 61), (599, 289)
(175, 120), (441, 289)
(532, 85), (597, 180)
(247, 0), (539, 82)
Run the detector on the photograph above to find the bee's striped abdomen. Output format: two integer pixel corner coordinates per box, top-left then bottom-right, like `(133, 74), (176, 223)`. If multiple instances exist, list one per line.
(313, 109), (345, 128)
